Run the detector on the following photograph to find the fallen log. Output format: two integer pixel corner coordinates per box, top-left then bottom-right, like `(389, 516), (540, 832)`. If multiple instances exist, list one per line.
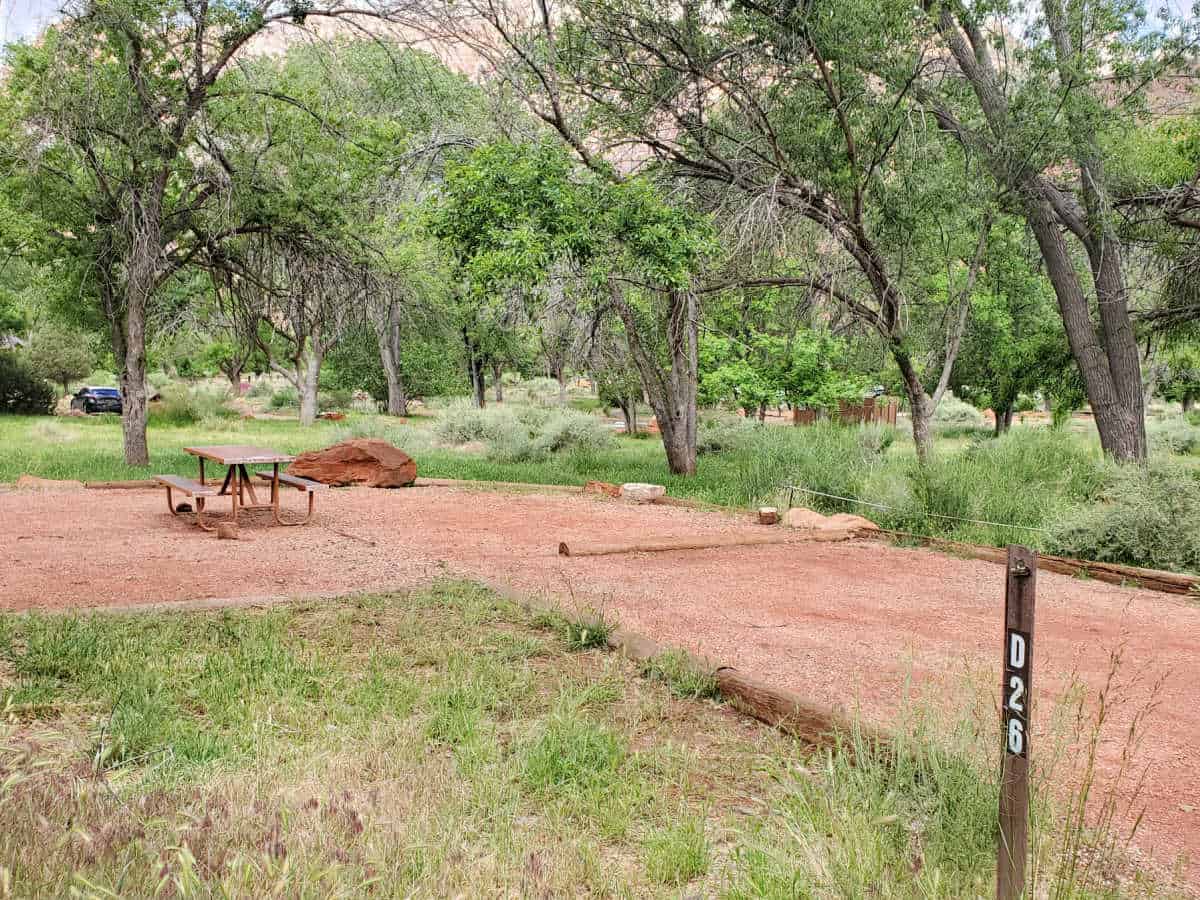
(558, 531), (860, 557)
(882, 531), (1200, 597)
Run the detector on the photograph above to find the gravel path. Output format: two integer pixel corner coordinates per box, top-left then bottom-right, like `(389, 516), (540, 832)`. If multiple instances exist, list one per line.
(2, 483), (1197, 885)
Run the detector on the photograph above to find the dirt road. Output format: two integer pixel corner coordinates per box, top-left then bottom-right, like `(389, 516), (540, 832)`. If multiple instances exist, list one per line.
(2, 484), (1197, 884)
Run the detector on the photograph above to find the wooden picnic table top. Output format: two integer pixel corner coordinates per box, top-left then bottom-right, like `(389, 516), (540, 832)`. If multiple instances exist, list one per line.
(183, 445), (295, 466)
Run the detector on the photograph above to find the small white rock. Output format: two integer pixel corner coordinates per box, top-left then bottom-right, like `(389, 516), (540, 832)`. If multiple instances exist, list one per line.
(620, 482), (666, 503)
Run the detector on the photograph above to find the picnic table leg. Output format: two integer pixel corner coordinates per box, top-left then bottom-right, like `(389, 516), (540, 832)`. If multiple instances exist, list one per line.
(230, 465), (239, 524)
(239, 464), (261, 506)
(194, 496), (213, 531)
(272, 468), (316, 527)
(199, 457), (205, 488)
(218, 465), (234, 496)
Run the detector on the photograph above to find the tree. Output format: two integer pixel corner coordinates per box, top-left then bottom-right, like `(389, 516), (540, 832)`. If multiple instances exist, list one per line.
(2, 0), (410, 464)
(430, 0), (995, 463)
(214, 233), (360, 425)
(910, 0), (1198, 460)
(25, 325), (96, 395)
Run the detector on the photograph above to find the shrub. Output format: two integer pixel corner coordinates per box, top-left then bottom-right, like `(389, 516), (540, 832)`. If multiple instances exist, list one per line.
(268, 386), (299, 410)
(530, 409), (614, 456)
(149, 384), (237, 426)
(0, 353), (55, 415)
(511, 376), (563, 407)
(1148, 417), (1200, 456)
(697, 414), (758, 455)
(85, 369), (117, 387)
(318, 388), (353, 412)
(246, 380), (274, 399)
(931, 391), (986, 432)
(1050, 461), (1200, 573)
(435, 399), (516, 445)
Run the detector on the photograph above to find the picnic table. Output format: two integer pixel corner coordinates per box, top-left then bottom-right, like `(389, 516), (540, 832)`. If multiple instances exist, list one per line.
(155, 444), (326, 531)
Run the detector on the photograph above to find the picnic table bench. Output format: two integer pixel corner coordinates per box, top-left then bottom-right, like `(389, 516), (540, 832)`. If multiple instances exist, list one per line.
(157, 444), (321, 531)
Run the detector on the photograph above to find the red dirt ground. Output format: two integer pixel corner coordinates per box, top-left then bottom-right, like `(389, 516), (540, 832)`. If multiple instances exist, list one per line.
(2, 483), (1198, 886)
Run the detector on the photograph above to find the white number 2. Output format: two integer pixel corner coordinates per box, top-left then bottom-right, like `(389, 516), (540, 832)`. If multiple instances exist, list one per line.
(1007, 675), (1025, 713)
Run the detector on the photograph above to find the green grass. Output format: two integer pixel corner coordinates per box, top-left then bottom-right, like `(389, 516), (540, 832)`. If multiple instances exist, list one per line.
(0, 582), (1174, 897)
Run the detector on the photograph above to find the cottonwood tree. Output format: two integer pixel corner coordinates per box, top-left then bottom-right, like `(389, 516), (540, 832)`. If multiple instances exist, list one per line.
(1, 0), (412, 464)
(214, 234), (361, 424)
(911, 0), (1199, 460)
(24, 324), (96, 395)
(429, 141), (713, 473)
(420, 0), (995, 462)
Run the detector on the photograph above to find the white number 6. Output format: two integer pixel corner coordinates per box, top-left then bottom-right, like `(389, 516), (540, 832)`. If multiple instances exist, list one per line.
(1007, 718), (1024, 754)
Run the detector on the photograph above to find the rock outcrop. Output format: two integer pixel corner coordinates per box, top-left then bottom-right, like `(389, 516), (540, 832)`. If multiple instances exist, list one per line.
(620, 482), (666, 503)
(287, 439), (417, 488)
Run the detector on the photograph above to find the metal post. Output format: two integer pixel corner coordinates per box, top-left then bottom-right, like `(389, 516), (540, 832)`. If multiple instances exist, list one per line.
(997, 544), (1037, 900)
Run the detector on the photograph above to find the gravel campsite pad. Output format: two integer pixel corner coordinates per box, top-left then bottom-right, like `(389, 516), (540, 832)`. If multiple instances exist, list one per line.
(2, 483), (1199, 883)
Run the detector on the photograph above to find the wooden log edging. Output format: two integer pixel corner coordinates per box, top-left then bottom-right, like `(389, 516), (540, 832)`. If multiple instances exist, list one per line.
(559, 533), (807, 557)
(881, 530), (1200, 597)
(595, 624), (882, 748)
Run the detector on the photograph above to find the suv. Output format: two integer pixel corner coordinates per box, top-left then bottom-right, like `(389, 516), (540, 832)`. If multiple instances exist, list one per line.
(70, 386), (122, 414)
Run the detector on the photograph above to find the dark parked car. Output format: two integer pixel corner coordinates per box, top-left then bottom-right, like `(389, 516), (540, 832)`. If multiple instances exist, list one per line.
(70, 386), (122, 414)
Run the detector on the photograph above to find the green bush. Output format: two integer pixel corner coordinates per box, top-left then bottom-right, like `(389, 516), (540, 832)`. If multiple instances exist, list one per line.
(149, 384), (237, 426)
(530, 409), (614, 456)
(1050, 461), (1200, 573)
(931, 391), (986, 432)
(318, 388), (353, 412)
(697, 414), (758, 455)
(246, 380), (274, 399)
(0, 352), (55, 415)
(85, 369), (117, 387)
(510, 376), (563, 407)
(1148, 417), (1200, 456)
(268, 386), (299, 410)
(436, 401), (612, 462)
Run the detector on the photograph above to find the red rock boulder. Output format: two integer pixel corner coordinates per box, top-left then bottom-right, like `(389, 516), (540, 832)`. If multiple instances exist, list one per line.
(287, 439), (417, 488)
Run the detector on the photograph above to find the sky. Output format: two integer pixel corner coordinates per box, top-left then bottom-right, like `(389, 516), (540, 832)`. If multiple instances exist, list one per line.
(1, 0), (63, 44)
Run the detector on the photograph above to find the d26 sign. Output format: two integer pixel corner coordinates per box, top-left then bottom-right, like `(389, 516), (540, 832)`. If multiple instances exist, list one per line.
(1003, 629), (1031, 757)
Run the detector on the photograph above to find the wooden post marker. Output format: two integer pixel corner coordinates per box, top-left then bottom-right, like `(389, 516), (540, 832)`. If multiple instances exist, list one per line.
(997, 545), (1037, 900)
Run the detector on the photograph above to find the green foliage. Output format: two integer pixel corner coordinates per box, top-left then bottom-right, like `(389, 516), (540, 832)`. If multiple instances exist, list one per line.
(23, 325), (96, 393)
(1148, 417), (1200, 456)
(519, 714), (625, 793)
(269, 386), (299, 410)
(148, 385), (237, 427)
(643, 818), (710, 885)
(436, 401), (613, 462)
(696, 414), (759, 455)
(640, 650), (720, 700)
(931, 392), (986, 433)
(0, 352), (55, 415)
(1051, 462), (1200, 574)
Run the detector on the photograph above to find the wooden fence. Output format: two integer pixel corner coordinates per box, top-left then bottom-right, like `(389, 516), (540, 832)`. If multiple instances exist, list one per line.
(793, 397), (898, 426)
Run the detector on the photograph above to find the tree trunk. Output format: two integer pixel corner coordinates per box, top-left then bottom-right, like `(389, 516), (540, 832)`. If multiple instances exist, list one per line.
(894, 346), (934, 464)
(555, 368), (568, 405)
(757, 402), (767, 423)
(376, 302), (408, 416)
(463, 331), (486, 409)
(994, 401), (1014, 436)
(492, 360), (504, 403)
(607, 280), (698, 475)
(617, 397), (638, 435)
(297, 348), (321, 427)
(1025, 202), (1145, 461)
(1184, 394), (1195, 414)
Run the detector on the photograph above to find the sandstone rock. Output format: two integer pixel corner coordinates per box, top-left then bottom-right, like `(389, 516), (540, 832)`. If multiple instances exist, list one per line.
(287, 439), (417, 488)
(318, 412), (346, 421)
(620, 482), (666, 503)
(14, 475), (85, 491)
(216, 523), (239, 540)
(758, 506), (779, 526)
(584, 481), (622, 498)
(783, 506), (878, 538)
